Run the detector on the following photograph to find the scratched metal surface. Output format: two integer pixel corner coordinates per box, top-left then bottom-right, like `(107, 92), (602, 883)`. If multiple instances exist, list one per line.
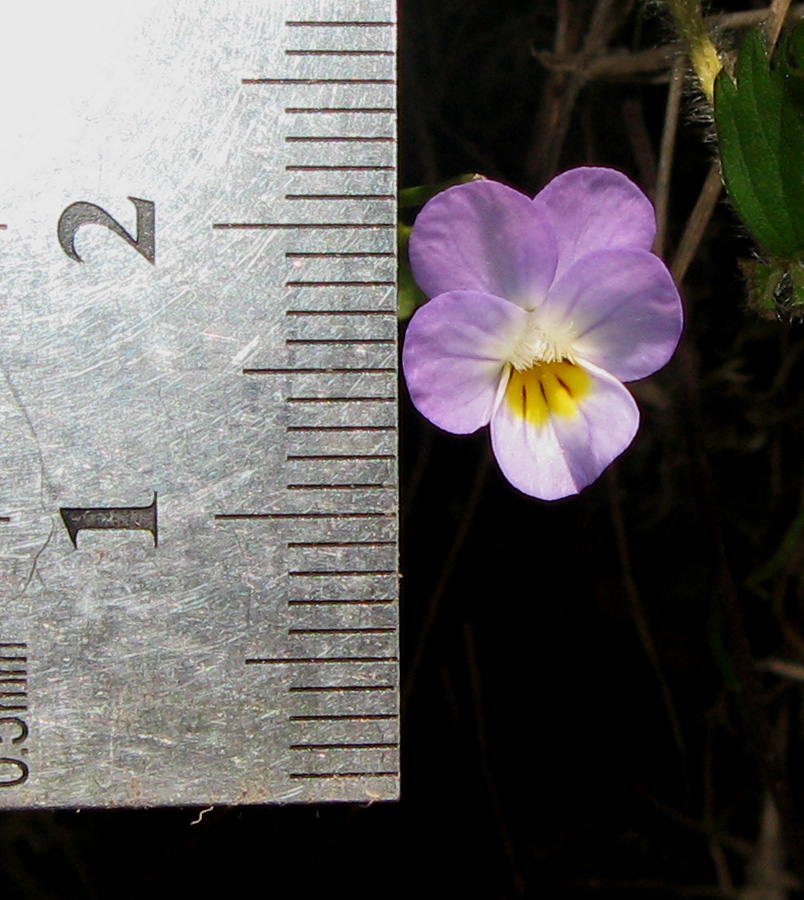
(0, 0), (398, 807)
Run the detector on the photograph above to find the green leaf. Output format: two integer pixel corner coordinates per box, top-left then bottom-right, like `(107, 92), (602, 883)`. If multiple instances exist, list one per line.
(397, 223), (426, 320)
(397, 175), (484, 317)
(398, 174), (481, 210)
(714, 26), (804, 259)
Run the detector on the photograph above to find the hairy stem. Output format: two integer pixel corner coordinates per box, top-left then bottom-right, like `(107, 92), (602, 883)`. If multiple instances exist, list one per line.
(666, 0), (722, 101)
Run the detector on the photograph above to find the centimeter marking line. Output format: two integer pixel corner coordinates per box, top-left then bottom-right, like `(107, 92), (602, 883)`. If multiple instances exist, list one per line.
(285, 107), (394, 114)
(288, 627), (395, 635)
(290, 713), (395, 721)
(287, 164), (393, 171)
(213, 222), (390, 230)
(286, 194), (393, 201)
(245, 656), (397, 665)
(289, 683), (395, 692)
(285, 21), (394, 27)
(288, 599), (396, 606)
(216, 512), (395, 521)
(285, 251), (393, 257)
(291, 742), (398, 750)
(289, 569), (396, 576)
(289, 773), (398, 780)
(286, 396), (394, 403)
(286, 50), (393, 58)
(286, 283), (394, 289)
(243, 78), (392, 85)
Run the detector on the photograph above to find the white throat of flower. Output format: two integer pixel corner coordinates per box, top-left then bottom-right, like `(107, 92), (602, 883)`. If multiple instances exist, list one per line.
(507, 310), (576, 371)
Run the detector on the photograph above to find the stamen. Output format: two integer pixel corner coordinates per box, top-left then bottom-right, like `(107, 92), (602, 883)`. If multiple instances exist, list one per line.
(508, 312), (574, 370)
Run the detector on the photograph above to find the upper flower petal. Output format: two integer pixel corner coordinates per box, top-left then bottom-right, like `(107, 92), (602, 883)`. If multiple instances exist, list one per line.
(541, 249), (683, 383)
(402, 290), (526, 434)
(532, 167), (657, 282)
(490, 361), (639, 500)
(409, 180), (558, 308)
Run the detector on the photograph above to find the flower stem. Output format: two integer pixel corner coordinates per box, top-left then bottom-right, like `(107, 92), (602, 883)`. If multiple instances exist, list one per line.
(666, 0), (722, 102)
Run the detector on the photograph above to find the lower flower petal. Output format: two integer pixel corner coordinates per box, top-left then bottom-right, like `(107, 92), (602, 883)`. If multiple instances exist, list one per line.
(402, 290), (526, 434)
(490, 361), (639, 500)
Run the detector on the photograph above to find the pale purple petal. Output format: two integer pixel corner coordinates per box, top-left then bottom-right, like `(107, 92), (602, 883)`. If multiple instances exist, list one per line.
(409, 180), (558, 308)
(490, 362), (639, 500)
(532, 167), (657, 283)
(402, 290), (526, 434)
(541, 249), (683, 382)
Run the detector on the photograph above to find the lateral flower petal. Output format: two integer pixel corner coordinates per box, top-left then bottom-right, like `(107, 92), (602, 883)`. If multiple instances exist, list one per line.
(542, 249), (684, 382)
(532, 167), (657, 282)
(409, 180), (558, 308)
(490, 361), (639, 500)
(402, 290), (526, 434)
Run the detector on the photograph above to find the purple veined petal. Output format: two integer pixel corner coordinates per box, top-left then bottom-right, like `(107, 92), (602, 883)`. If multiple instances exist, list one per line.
(490, 360), (639, 500)
(532, 167), (657, 283)
(409, 180), (558, 309)
(540, 249), (683, 383)
(402, 290), (527, 434)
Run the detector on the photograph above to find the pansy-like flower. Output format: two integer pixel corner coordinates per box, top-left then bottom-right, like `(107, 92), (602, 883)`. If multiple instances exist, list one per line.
(402, 167), (683, 500)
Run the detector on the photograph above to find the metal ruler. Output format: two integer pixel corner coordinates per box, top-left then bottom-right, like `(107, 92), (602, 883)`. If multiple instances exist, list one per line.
(0, 0), (398, 807)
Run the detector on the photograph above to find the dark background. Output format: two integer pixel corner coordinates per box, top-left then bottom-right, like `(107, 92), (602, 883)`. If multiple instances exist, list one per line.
(4, 1), (804, 897)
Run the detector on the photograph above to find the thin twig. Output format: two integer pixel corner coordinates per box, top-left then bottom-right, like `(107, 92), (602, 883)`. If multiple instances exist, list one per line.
(464, 620), (526, 897)
(607, 469), (690, 795)
(654, 59), (685, 258)
(672, 162), (723, 284)
(402, 449), (491, 715)
(708, 2), (804, 30)
(622, 94), (658, 196)
(402, 418), (434, 521)
(565, 876), (734, 897)
(759, 657), (804, 683)
(527, 0), (627, 183)
(704, 719), (735, 893)
(635, 782), (755, 859)
(555, 0), (570, 55)
(765, 0), (795, 49)
(535, 4), (804, 83)
(535, 44), (676, 79)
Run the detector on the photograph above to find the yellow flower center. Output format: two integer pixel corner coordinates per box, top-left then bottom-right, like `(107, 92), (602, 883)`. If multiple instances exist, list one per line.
(504, 360), (591, 425)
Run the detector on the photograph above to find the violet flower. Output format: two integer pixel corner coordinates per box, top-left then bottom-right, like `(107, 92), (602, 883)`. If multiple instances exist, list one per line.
(402, 167), (683, 500)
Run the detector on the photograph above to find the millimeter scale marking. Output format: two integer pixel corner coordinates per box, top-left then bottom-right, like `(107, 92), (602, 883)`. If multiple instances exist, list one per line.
(0, 1), (398, 807)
